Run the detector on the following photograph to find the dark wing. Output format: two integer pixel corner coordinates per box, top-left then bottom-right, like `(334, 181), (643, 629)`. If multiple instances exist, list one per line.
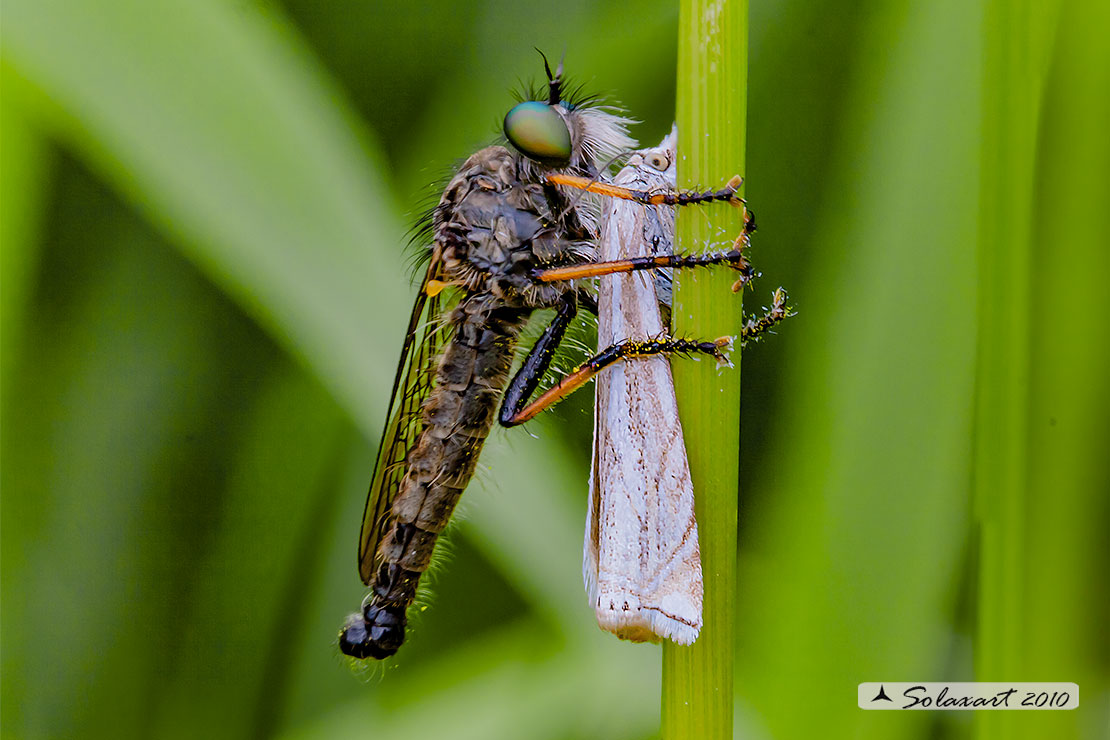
(358, 256), (448, 584)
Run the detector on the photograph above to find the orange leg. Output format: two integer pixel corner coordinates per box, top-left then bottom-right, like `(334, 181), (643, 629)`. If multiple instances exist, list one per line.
(533, 231), (754, 292)
(500, 335), (732, 427)
(547, 173), (746, 207)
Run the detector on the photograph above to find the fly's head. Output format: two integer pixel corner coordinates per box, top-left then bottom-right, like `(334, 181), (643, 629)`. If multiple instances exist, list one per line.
(503, 54), (635, 179)
(438, 56), (636, 309)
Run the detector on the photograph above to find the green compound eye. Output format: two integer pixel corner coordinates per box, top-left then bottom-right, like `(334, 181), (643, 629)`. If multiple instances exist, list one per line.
(503, 101), (572, 167)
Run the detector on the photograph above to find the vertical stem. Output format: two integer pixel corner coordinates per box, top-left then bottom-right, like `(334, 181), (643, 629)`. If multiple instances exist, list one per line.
(974, 1), (1056, 738)
(1023, 3), (1110, 739)
(663, 1), (746, 739)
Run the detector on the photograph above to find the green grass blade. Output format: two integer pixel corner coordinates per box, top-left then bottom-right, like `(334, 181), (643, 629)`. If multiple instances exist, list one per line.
(663, 1), (747, 737)
(0, 71), (50, 404)
(978, 1), (1110, 738)
(736, 2), (981, 738)
(1, 0), (407, 435)
(973, 1), (1060, 738)
(1024, 1), (1110, 733)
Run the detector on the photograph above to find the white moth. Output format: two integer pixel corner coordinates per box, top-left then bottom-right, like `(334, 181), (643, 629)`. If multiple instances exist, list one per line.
(584, 127), (703, 645)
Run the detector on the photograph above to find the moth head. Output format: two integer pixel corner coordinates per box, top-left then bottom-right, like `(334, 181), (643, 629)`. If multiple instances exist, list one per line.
(644, 150), (672, 172)
(627, 123), (677, 181)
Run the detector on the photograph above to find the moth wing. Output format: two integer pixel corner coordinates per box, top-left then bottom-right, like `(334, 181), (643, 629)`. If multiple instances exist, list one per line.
(358, 257), (448, 585)
(585, 388), (603, 604)
(588, 130), (703, 644)
(586, 392), (603, 603)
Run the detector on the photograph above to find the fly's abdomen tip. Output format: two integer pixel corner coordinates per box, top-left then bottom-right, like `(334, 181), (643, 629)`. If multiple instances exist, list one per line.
(338, 603), (407, 660)
(338, 614), (374, 658)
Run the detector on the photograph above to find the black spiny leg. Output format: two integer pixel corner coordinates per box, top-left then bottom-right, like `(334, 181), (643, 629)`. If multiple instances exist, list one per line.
(740, 288), (792, 345)
(500, 334), (733, 427)
(498, 291), (578, 427)
(534, 227), (755, 292)
(547, 173), (747, 208)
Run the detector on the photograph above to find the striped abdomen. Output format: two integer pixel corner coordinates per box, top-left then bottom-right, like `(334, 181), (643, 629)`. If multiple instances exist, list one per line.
(339, 296), (528, 659)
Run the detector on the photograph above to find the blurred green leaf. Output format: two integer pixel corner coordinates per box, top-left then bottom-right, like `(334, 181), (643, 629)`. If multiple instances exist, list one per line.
(740, 1), (980, 738)
(973, 4), (1110, 739)
(0, 70), (50, 403)
(0, 156), (351, 738)
(973, 5), (1060, 740)
(146, 363), (353, 740)
(2, 0), (408, 433)
(279, 622), (659, 740)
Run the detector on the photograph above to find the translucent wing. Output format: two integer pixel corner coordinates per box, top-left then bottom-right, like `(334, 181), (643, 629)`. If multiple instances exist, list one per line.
(357, 256), (448, 584)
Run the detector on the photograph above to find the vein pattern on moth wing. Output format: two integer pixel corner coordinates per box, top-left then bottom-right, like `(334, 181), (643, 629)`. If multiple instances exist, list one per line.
(586, 128), (704, 647)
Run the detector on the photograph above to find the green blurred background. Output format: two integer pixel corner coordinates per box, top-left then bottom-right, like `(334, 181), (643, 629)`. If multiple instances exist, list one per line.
(2, 1), (1107, 739)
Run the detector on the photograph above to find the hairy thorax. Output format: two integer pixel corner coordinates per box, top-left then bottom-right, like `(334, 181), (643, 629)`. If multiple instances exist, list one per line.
(434, 145), (591, 308)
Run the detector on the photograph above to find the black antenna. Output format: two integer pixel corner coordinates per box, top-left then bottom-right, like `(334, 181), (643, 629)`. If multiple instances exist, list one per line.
(536, 48), (553, 80)
(535, 47), (564, 105)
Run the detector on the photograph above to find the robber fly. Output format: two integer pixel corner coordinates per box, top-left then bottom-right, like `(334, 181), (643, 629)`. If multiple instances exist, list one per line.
(339, 56), (761, 660)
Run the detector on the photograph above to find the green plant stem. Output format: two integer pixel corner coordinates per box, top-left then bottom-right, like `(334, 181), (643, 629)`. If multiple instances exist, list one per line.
(1022, 3), (1110, 738)
(974, 1), (1057, 738)
(662, 1), (746, 738)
